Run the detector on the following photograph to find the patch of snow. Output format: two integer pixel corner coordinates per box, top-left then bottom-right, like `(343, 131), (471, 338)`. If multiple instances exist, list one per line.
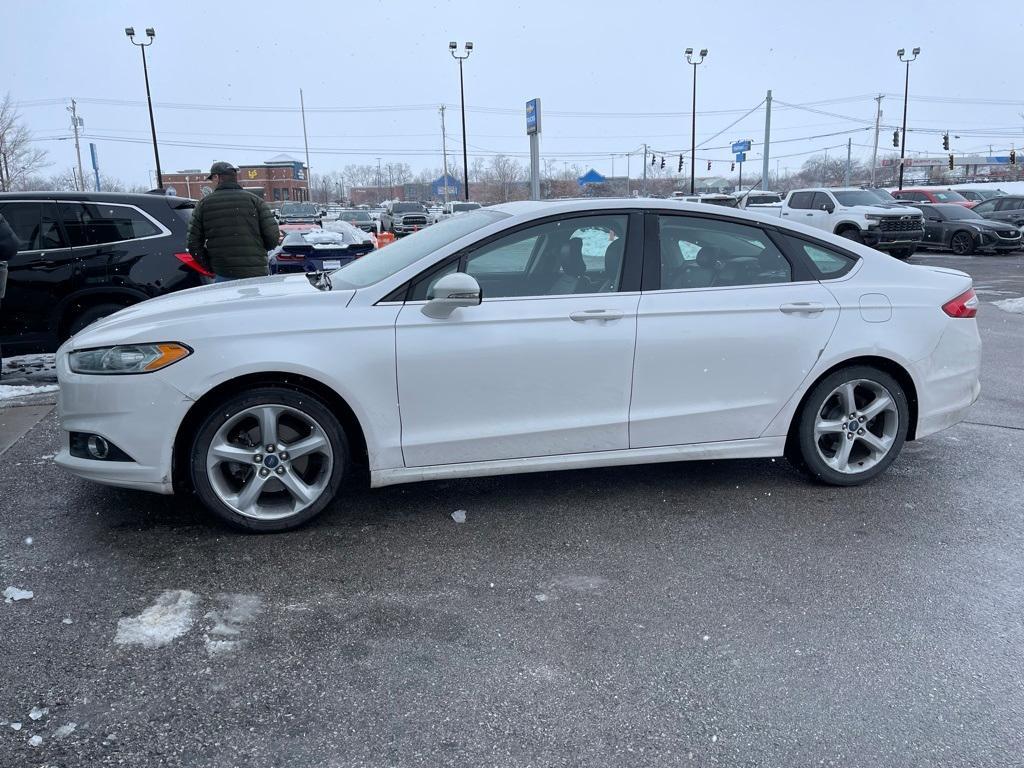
(54, 722), (77, 739)
(62, 616), (73, 625)
(28, 734), (42, 747)
(203, 593), (262, 656)
(205, 639), (241, 655)
(4, 586), (33, 602)
(993, 297), (1024, 314)
(534, 593), (556, 602)
(10, 722), (22, 731)
(29, 706), (47, 721)
(114, 590), (199, 648)
(24, 536), (33, 545)
(451, 509), (467, 523)
(0, 384), (59, 401)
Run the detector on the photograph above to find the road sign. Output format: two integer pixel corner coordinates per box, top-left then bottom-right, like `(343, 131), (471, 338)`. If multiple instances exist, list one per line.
(735, 152), (746, 163)
(731, 140), (751, 154)
(526, 98), (541, 135)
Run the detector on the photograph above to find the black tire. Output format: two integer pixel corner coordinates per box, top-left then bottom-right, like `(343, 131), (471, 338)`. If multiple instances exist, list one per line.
(190, 386), (350, 532)
(788, 365), (909, 487)
(889, 247), (915, 260)
(66, 303), (125, 338)
(949, 230), (975, 256)
(839, 228), (864, 244)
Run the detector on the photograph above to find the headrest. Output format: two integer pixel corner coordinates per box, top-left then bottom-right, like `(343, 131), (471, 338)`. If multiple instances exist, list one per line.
(560, 239), (586, 277)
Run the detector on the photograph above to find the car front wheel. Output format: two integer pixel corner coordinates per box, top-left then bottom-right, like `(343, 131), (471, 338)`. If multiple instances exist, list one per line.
(190, 387), (349, 532)
(789, 366), (909, 486)
(950, 231), (976, 255)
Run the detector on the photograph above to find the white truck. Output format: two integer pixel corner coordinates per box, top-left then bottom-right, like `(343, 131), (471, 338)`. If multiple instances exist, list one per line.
(763, 187), (924, 259)
(434, 201), (482, 223)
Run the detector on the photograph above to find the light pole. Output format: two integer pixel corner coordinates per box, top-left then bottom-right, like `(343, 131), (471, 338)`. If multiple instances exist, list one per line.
(125, 27), (163, 189)
(685, 48), (708, 195)
(449, 41), (473, 201)
(896, 46), (920, 191)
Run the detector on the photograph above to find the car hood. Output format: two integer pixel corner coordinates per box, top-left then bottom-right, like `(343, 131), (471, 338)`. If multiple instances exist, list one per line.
(956, 218), (1019, 232)
(839, 205), (921, 216)
(66, 274), (355, 350)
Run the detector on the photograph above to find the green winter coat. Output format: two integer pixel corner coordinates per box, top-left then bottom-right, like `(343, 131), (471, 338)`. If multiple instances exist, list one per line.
(186, 182), (280, 278)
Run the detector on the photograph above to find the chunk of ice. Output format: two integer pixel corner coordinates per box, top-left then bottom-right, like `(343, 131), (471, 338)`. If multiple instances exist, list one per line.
(3, 586), (33, 602)
(451, 509), (466, 523)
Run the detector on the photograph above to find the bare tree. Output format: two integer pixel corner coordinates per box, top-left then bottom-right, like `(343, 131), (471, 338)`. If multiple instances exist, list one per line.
(0, 93), (49, 190)
(488, 155), (526, 202)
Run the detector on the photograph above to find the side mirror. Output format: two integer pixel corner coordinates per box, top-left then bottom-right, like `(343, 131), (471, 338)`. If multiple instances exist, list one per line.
(422, 272), (482, 318)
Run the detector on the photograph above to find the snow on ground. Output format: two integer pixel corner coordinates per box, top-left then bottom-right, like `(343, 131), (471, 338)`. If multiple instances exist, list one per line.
(993, 297), (1024, 314)
(0, 384), (59, 401)
(114, 590), (200, 648)
(949, 180), (1024, 195)
(1, 353), (56, 384)
(4, 586), (34, 602)
(203, 593), (263, 656)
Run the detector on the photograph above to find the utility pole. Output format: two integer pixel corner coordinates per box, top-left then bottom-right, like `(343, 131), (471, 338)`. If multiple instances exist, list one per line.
(642, 143), (648, 195)
(299, 89), (312, 202)
(439, 105), (450, 205)
(68, 99), (85, 192)
(761, 89), (772, 190)
(870, 94), (883, 186)
(376, 157), (382, 204)
(845, 137), (852, 186)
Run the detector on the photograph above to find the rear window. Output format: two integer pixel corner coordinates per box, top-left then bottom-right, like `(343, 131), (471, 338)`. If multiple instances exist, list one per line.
(170, 201), (194, 224)
(789, 192), (814, 210)
(58, 202), (163, 246)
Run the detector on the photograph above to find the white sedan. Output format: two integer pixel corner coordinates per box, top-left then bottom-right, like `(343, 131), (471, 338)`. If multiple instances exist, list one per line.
(55, 199), (981, 531)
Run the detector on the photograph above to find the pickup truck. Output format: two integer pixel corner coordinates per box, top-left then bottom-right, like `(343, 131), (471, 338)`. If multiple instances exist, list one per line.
(381, 201), (430, 236)
(764, 187), (923, 259)
(434, 201), (482, 222)
(735, 190), (784, 210)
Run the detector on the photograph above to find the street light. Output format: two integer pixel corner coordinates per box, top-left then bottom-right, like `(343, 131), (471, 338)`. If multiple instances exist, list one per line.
(685, 47), (708, 195)
(896, 46), (920, 191)
(449, 41), (473, 201)
(125, 26), (163, 189)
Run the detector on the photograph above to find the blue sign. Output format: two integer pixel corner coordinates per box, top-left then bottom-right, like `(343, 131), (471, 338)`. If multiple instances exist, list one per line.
(986, 156), (1010, 164)
(735, 152), (746, 163)
(577, 169), (607, 186)
(526, 98), (541, 135)
(732, 140), (751, 154)
(431, 174), (462, 198)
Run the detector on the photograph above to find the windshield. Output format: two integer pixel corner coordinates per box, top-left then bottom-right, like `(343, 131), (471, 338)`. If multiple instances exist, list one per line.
(392, 203), (425, 213)
(341, 211), (371, 221)
(452, 203), (481, 212)
(833, 190), (885, 207)
(281, 202), (318, 216)
(332, 210), (507, 288)
(932, 190), (967, 203)
(936, 205), (983, 220)
(865, 188), (897, 202)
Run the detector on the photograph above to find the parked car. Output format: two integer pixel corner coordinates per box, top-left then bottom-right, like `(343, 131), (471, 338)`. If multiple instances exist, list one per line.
(968, 195), (1024, 229)
(436, 201), (482, 222)
(954, 188), (1006, 203)
(269, 227), (374, 275)
(915, 203), (1022, 255)
(891, 188), (976, 208)
(277, 201), (322, 227)
(381, 201), (430, 235)
(0, 191), (207, 360)
(764, 188), (924, 259)
(336, 209), (379, 234)
(56, 198), (980, 532)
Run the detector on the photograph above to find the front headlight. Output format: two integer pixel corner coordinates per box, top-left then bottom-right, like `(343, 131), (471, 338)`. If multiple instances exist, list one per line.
(864, 214), (883, 221)
(69, 343), (192, 375)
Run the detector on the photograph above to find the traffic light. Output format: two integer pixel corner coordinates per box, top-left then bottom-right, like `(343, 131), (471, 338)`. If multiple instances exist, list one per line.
(678, 155), (683, 172)
(1011, 149), (1017, 166)
(942, 133), (949, 150)
(651, 153), (656, 167)
(660, 156), (665, 170)
(707, 161), (712, 171)
(948, 154), (954, 171)
(893, 130), (900, 148)
(730, 162), (735, 172)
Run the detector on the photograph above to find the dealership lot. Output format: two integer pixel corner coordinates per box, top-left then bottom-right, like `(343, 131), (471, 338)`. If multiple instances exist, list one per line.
(1, 251), (1022, 767)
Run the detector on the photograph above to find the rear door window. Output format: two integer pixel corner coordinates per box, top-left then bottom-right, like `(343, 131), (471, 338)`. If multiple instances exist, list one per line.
(788, 192), (814, 210)
(996, 198), (1024, 212)
(811, 192), (833, 211)
(58, 202), (163, 247)
(0, 202), (67, 251)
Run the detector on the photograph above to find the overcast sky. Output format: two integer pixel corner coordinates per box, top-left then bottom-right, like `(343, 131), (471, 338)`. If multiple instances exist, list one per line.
(6, 0), (1024, 187)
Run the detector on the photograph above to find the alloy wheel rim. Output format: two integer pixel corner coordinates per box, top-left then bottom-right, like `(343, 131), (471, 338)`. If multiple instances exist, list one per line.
(813, 379), (899, 475)
(951, 233), (971, 254)
(206, 404), (333, 521)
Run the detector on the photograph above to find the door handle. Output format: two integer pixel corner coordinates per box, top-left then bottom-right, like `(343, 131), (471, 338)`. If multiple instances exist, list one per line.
(570, 309), (624, 322)
(779, 302), (825, 315)
(805, 213), (814, 217)
(31, 259), (56, 270)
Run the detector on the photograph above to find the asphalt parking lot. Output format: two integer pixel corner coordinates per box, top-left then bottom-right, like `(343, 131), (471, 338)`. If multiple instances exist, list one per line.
(1, 251), (1022, 768)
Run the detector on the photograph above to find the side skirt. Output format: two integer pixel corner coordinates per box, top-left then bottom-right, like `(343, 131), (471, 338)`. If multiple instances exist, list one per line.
(371, 437), (786, 488)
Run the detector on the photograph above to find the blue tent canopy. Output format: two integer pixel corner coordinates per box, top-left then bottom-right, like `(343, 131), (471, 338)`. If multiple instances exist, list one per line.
(577, 169), (607, 186)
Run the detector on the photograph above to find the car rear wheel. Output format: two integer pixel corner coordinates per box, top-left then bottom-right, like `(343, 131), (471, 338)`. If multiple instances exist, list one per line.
(190, 387), (349, 532)
(889, 247), (915, 260)
(950, 231), (975, 255)
(789, 366), (909, 486)
(67, 303), (125, 338)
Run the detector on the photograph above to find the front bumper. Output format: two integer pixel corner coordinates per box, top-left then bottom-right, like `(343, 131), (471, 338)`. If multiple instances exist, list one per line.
(54, 352), (192, 494)
(863, 227), (924, 249)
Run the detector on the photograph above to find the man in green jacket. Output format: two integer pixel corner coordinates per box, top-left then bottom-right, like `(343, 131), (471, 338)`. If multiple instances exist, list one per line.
(187, 161), (280, 281)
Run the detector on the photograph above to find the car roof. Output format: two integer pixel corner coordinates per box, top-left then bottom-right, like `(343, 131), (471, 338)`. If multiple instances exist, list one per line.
(0, 190), (197, 204)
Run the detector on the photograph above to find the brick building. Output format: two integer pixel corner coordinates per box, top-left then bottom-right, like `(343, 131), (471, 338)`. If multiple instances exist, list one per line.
(163, 154), (310, 202)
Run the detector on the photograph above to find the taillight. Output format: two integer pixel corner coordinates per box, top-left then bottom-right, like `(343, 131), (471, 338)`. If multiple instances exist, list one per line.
(942, 288), (978, 318)
(175, 252), (213, 277)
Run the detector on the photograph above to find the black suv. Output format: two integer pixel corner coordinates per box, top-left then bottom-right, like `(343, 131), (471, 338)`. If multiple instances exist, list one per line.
(0, 191), (208, 359)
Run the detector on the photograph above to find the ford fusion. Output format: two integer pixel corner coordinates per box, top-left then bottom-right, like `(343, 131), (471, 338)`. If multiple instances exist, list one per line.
(56, 199), (981, 531)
